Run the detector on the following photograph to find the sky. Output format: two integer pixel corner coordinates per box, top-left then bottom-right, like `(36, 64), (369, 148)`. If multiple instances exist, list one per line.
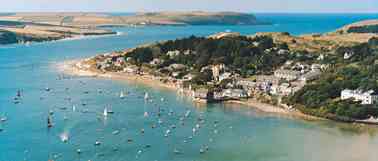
(1, 0), (377, 13)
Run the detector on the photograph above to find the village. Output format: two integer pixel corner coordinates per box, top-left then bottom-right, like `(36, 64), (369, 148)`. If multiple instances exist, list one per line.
(77, 47), (378, 108)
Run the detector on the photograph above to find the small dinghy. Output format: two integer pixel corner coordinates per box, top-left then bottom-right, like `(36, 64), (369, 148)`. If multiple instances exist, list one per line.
(185, 110), (191, 118)
(173, 148), (182, 154)
(0, 117), (7, 122)
(95, 141), (101, 146)
(47, 114), (53, 128)
(112, 130), (120, 135)
(199, 148), (205, 154)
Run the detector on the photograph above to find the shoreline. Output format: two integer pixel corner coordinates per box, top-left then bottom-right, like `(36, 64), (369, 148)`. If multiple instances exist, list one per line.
(58, 60), (325, 122)
(0, 30), (119, 46)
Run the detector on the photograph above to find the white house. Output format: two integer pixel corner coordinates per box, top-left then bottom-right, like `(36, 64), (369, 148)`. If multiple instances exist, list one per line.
(274, 69), (301, 81)
(237, 79), (256, 88)
(344, 51), (354, 59)
(167, 50), (181, 58)
(270, 83), (298, 96)
(341, 89), (378, 105)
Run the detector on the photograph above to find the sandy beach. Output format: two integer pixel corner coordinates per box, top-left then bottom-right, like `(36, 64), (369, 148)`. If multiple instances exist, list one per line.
(57, 60), (185, 91)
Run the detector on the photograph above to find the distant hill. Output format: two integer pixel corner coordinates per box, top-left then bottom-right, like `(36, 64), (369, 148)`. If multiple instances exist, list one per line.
(0, 11), (265, 27)
(121, 11), (262, 25)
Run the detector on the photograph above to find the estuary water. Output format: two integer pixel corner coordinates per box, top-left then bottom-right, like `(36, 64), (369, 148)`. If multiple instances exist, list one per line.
(1, 14), (378, 161)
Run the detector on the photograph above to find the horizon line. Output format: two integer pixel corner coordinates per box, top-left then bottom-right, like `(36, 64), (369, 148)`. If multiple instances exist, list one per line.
(0, 11), (377, 14)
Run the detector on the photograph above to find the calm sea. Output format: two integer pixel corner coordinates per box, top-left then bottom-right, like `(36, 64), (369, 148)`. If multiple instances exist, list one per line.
(0, 13), (378, 161)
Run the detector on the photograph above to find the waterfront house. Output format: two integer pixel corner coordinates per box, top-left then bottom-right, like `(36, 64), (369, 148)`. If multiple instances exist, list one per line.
(222, 89), (248, 99)
(192, 88), (211, 100)
(236, 79), (257, 96)
(341, 89), (378, 105)
(274, 69), (300, 81)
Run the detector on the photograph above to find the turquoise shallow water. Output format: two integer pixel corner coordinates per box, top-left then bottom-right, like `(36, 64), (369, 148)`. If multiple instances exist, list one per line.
(1, 14), (378, 161)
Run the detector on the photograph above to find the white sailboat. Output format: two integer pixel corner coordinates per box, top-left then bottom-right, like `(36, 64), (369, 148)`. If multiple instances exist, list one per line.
(119, 91), (125, 99)
(143, 111), (149, 118)
(60, 132), (69, 143)
(72, 105), (76, 112)
(144, 92), (149, 100)
(103, 108), (108, 117)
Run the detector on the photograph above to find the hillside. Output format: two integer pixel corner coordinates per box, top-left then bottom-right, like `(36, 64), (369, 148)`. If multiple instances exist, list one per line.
(336, 19), (378, 34)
